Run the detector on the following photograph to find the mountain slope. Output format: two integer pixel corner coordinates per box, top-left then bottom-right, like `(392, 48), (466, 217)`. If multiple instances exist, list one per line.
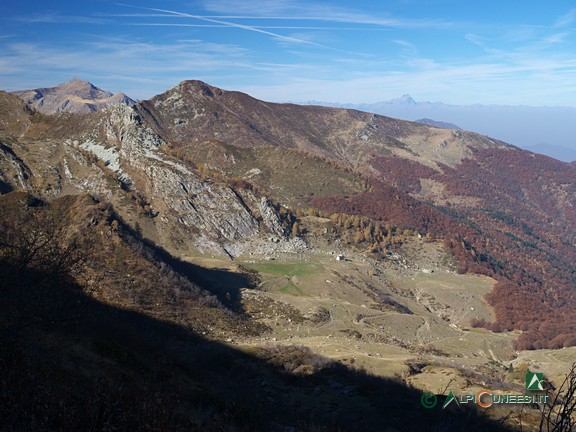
(137, 80), (510, 171)
(139, 81), (576, 350)
(0, 89), (310, 261)
(2, 80), (576, 352)
(12, 78), (136, 114)
(306, 96), (576, 162)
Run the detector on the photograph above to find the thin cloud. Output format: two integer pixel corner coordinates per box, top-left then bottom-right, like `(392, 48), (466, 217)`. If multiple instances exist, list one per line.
(122, 5), (352, 53)
(199, 0), (453, 29)
(465, 33), (487, 47)
(127, 23), (391, 31)
(239, 59), (576, 106)
(126, 23), (229, 28)
(544, 32), (571, 44)
(393, 39), (418, 55)
(0, 38), (323, 97)
(555, 9), (576, 28)
(201, 0), (302, 16)
(14, 13), (110, 25)
(111, 3), (452, 29)
(197, 16), (448, 28)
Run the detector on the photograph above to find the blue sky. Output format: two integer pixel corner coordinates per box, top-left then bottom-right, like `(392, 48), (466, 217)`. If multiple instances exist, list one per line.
(1, 0), (575, 106)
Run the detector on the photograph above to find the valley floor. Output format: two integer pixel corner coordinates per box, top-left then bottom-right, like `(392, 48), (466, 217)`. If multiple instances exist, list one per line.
(182, 237), (576, 399)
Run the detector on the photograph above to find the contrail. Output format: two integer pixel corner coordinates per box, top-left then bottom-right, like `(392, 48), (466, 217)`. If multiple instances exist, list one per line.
(126, 23), (389, 31)
(117, 4), (347, 52)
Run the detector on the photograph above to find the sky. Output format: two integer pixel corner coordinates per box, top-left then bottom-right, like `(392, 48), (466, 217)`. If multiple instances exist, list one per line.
(1, 0), (576, 106)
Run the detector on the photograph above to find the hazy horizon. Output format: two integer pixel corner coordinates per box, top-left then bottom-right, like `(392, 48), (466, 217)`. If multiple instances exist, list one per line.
(297, 94), (576, 161)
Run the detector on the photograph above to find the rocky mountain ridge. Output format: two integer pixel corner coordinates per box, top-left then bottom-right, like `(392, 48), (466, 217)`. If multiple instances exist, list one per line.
(138, 80), (511, 171)
(12, 78), (136, 115)
(0, 90), (301, 258)
(1, 79), (576, 351)
(0, 79), (512, 256)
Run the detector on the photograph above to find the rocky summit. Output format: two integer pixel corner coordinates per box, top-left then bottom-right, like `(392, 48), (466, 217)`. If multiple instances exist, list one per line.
(11, 77), (136, 114)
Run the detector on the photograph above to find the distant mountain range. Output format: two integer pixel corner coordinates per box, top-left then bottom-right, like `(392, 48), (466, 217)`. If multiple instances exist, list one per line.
(11, 78), (135, 114)
(306, 95), (576, 162)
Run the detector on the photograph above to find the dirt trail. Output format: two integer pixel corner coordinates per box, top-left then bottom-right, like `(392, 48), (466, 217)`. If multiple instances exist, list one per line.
(416, 317), (431, 345)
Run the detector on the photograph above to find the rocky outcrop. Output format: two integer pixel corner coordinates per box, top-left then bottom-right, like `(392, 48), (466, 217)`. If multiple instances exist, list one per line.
(0, 140), (32, 192)
(258, 197), (287, 238)
(65, 104), (261, 254)
(0, 88), (277, 256)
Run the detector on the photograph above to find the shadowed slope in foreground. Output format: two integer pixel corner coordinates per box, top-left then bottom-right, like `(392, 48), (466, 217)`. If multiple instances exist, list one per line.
(0, 193), (516, 431)
(0, 268), (517, 431)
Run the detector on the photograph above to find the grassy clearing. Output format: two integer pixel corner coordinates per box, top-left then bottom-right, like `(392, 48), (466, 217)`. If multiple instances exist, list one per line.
(410, 272), (493, 292)
(406, 272), (496, 325)
(245, 262), (323, 296)
(245, 262), (322, 278)
(279, 279), (304, 296)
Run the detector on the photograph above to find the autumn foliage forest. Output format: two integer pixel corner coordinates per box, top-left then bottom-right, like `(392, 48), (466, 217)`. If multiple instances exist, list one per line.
(314, 148), (576, 350)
